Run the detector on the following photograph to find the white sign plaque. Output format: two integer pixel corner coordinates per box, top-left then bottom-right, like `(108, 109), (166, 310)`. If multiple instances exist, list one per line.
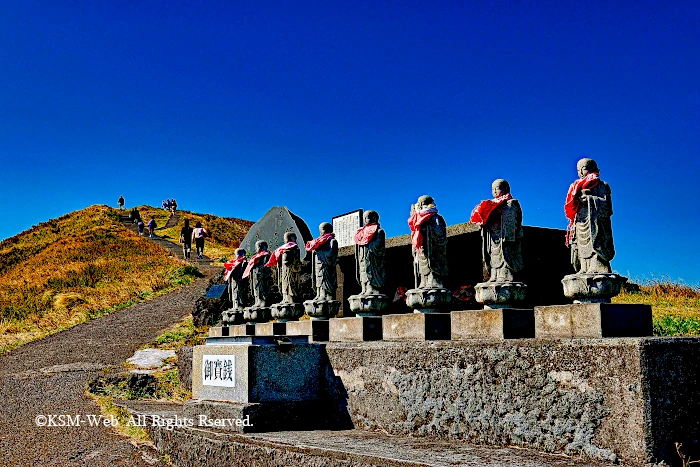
(332, 210), (363, 248)
(201, 354), (236, 387)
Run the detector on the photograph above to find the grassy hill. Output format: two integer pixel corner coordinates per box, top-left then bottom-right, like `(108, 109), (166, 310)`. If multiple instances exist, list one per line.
(0, 205), (203, 354)
(137, 206), (254, 260)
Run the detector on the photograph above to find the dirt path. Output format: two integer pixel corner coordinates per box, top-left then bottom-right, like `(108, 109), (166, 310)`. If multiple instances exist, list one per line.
(0, 221), (220, 466)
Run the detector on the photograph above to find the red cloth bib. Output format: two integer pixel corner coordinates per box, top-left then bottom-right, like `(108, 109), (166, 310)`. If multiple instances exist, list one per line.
(242, 251), (270, 278)
(223, 256), (246, 281)
(305, 233), (335, 251)
(265, 242), (298, 267)
(408, 208), (437, 249)
(564, 173), (600, 245)
(469, 193), (513, 225)
(354, 223), (379, 245)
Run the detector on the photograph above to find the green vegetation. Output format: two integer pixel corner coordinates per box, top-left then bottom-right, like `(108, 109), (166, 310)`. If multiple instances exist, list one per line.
(146, 315), (208, 350)
(613, 278), (700, 336)
(0, 205), (201, 354)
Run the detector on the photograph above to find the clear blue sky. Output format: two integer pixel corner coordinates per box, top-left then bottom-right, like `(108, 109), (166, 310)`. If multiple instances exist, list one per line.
(1, 1), (698, 284)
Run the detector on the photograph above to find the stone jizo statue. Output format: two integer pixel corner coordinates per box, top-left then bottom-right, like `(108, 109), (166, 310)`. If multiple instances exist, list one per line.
(243, 240), (272, 307)
(266, 232), (301, 304)
(565, 158), (615, 274)
(223, 248), (248, 311)
(354, 210), (386, 295)
(470, 179), (524, 282)
(408, 195), (448, 289)
(305, 222), (339, 301)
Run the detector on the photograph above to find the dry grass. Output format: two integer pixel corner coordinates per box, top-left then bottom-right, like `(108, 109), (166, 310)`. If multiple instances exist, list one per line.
(137, 206), (253, 261)
(613, 278), (700, 336)
(0, 205), (200, 354)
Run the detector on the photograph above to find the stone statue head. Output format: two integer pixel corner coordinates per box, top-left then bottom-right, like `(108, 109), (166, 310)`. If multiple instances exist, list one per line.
(284, 232), (297, 243)
(492, 179), (511, 198)
(364, 210), (379, 224)
(577, 158), (599, 178)
(417, 195), (435, 210)
(319, 222), (333, 235)
(255, 240), (268, 252)
(235, 248), (246, 257)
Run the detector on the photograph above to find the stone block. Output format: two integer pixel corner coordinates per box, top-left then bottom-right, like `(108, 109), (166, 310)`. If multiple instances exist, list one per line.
(382, 313), (450, 341)
(176, 346), (193, 391)
(191, 344), (324, 403)
(229, 324), (256, 337)
(285, 320), (329, 342)
(534, 303), (652, 338)
(451, 308), (534, 340)
(255, 322), (286, 336)
(329, 317), (382, 342)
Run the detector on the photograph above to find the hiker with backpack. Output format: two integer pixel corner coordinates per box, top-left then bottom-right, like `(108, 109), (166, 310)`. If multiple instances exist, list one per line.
(192, 221), (208, 259)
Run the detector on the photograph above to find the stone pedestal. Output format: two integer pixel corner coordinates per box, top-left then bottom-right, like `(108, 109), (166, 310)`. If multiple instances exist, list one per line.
(189, 343), (325, 432)
(451, 309), (534, 340)
(255, 322), (287, 336)
(227, 324), (256, 337)
(303, 299), (340, 320)
(329, 317), (382, 342)
(405, 287), (451, 313)
(285, 320), (329, 342)
(562, 273), (627, 303)
(474, 281), (527, 309)
(243, 306), (270, 323)
(347, 294), (390, 316)
(535, 303), (653, 338)
(382, 313), (451, 341)
(270, 302), (304, 322)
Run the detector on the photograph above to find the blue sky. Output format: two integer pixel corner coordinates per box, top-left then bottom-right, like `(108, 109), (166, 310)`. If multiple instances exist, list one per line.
(1, 1), (699, 284)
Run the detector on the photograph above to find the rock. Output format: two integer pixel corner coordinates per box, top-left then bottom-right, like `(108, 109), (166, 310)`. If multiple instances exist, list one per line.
(128, 370), (158, 395)
(127, 349), (176, 369)
(193, 270), (231, 326)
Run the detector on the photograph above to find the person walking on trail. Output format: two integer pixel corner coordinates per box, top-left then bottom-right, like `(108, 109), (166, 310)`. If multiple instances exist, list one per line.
(118, 195), (125, 210)
(137, 218), (145, 236)
(192, 221), (208, 259)
(147, 216), (157, 239)
(180, 219), (194, 259)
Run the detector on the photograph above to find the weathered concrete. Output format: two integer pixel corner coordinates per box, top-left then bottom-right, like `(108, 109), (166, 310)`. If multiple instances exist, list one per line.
(176, 346), (193, 391)
(451, 308), (535, 339)
(191, 344), (324, 403)
(226, 324), (256, 336)
(534, 303), (653, 338)
(382, 313), (451, 341)
(329, 317), (383, 342)
(285, 319), (329, 342)
(322, 338), (700, 466)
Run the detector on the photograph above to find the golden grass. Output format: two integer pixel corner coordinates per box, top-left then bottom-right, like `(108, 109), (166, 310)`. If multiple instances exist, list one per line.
(613, 279), (700, 336)
(137, 206), (253, 261)
(0, 205), (200, 354)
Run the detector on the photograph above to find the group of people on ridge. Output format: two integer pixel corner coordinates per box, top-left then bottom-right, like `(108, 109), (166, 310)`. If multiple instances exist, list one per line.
(162, 199), (178, 213)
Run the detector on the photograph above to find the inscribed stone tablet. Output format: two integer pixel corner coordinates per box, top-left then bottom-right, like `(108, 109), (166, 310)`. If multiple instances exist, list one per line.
(201, 354), (236, 387)
(332, 209), (363, 248)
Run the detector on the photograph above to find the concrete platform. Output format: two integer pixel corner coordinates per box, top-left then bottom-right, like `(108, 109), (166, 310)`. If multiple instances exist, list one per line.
(120, 402), (607, 467)
(451, 308), (535, 339)
(329, 316), (382, 342)
(284, 319), (329, 342)
(534, 303), (653, 338)
(255, 322), (286, 336)
(382, 312), (451, 341)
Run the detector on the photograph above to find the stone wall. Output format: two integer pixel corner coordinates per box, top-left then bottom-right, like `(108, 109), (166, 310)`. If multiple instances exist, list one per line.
(336, 223), (574, 316)
(321, 338), (700, 466)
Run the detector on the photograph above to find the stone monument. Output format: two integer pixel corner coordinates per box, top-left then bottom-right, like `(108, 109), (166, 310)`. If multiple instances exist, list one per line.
(562, 158), (626, 302)
(405, 195), (451, 312)
(470, 179), (527, 308)
(239, 206), (313, 261)
(303, 222), (341, 319)
(242, 240), (272, 323)
(346, 210), (389, 316)
(221, 248), (248, 325)
(268, 232), (304, 321)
